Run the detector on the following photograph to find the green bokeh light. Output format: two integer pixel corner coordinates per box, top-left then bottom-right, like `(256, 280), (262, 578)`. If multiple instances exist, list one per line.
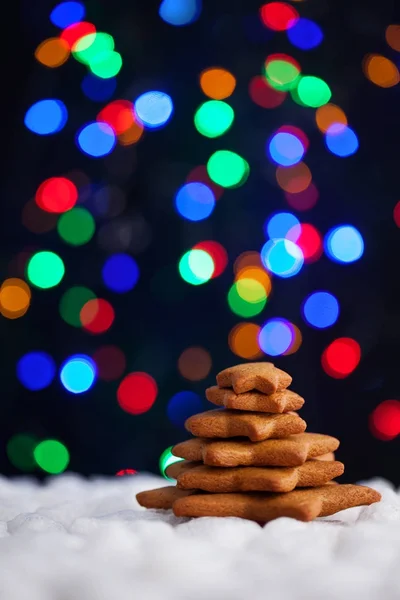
(73, 32), (115, 65)
(228, 281), (267, 317)
(27, 251), (65, 289)
(290, 86), (308, 107)
(194, 100), (234, 138)
(57, 207), (95, 246)
(7, 434), (37, 471)
(89, 51), (122, 79)
(34, 439), (70, 474)
(236, 278), (267, 304)
(159, 446), (184, 482)
(207, 150), (249, 188)
(297, 76), (331, 108)
(59, 286), (96, 327)
(265, 60), (300, 91)
(179, 249), (214, 285)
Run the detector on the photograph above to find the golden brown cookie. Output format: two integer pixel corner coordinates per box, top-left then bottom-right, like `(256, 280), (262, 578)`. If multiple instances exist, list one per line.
(172, 433), (339, 467)
(136, 485), (193, 509)
(216, 363), (292, 395)
(173, 484), (381, 521)
(314, 452), (335, 462)
(166, 459), (344, 493)
(136, 484), (381, 522)
(206, 386), (304, 413)
(185, 409), (306, 442)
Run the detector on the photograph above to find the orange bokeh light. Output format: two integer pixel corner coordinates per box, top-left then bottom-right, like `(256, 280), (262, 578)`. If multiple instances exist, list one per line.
(200, 68), (236, 100)
(235, 266), (272, 296)
(118, 119), (144, 146)
(0, 278), (31, 319)
(276, 162), (312, 193)
(283, 324), (302, 355)
(229, 323), (263, 360)
(315, 103), (347, 133)
(178, 347), (212, 381)
(35, 37), (70, 68)
(385, 25), (400, 52)
(363, 54), (399, 88)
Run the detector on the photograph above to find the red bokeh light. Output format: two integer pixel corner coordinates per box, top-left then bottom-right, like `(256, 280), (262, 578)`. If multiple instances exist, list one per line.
(277, 125), (309, 152)
(80, 299), (115, 334)
(60, 22), (96, 49)
(97, 100), (136, 135)
(285, 183), (319, 211)
(288, 223), (322, 263)
(117, 372), (158, 415)
(92, 345), (126, 381)
(370, 400), (400, 441)
(321, 338), (361, 379)
(116, 469), (138, 476)
(193, 240), (228, 278)
(260, 2), (299, 31)
(393, 201), (400, 227)
(249, 76), (287, 109)
(35, 177), (78, 213)
(186, 166), (224, 200)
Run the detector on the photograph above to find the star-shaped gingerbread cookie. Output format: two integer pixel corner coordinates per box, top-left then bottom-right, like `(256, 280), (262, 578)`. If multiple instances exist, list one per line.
(216, 362), (292, 395)
(206, 386), (304, 413)
(172, 433), (340, 467)
(167, 459), (345, 493)
(136, 484), (381, 522)
(185, 409), (306, 442)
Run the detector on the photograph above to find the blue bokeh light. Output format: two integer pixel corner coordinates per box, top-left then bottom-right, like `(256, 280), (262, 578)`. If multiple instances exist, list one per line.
(261, 238), (304, 278)
(302, 291), (339, 329)
(17, 352), (56, 391)
(258, 319), (293, 356)
(102, 254), (139, 293)
(325, 125), (359, 157)
(159, 0), (202, 26)
(81, 74), (117, 102)
(50, 1), (85, 28)
(265, 212), (300, 240)
(167, 391), (203, 428)
(60, 355), (96, 394)
(175, 182), (215, 221)
(268, 132), (304, 167)
(76, 122), (116, 157)
(325, 225), (364, 264)
(287, 18), (323, 50)
(24, 99), (68, 135)
(134, 91), (173, 129)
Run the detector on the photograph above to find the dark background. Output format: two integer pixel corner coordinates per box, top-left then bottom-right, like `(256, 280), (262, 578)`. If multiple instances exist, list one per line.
(1, 0), (400, 483)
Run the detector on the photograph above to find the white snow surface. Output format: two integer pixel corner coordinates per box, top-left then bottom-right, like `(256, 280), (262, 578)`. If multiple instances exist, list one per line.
(0, 474), (399, 600)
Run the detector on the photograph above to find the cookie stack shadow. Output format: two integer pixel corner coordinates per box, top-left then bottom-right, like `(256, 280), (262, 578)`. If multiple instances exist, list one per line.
(137, 363), (381, 523)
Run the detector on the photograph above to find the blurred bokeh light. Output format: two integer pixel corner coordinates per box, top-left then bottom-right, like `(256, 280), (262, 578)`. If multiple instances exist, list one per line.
(117, 372), (158, 415)
(60, 355), (97, 393)
(3, 0), (399, 485)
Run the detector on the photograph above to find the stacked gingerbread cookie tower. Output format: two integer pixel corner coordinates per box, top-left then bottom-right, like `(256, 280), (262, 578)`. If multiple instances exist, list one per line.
(137, 363), (380, 522)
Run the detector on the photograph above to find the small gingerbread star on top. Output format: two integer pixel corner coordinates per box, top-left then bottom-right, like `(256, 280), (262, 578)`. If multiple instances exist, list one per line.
(216, 362), (292, 395)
